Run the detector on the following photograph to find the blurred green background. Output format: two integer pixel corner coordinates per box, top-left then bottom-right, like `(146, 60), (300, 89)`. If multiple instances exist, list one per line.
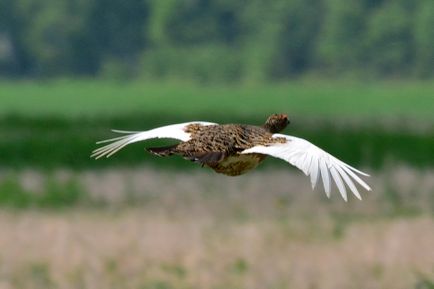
(0, 0), (434, 288)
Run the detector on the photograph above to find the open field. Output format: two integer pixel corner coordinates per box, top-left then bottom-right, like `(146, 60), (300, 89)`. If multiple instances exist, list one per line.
(1, 79), (433, 288)
(1, 80), (433, 170)
(0, 167), (434, 289)
(1, 114), (433, 170)
(1, 166), (434, 213)
(0, 80), (434, 122)
(0, 211), (433, 289)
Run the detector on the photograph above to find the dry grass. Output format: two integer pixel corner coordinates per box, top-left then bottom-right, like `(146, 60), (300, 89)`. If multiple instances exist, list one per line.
(2, 165), (434, 215)
(0, 211), (433, 289)
(0, 167), (433, 288)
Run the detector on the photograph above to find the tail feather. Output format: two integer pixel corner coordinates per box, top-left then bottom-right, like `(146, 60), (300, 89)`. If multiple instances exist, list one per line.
(146, 144), (178, 157)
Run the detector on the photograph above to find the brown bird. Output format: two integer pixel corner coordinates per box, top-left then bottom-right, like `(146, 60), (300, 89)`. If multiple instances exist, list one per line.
(91, 114), (371, 201)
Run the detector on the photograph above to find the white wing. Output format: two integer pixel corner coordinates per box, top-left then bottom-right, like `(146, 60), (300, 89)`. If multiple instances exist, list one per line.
(241, 133), (371, 201)
(91, 121), (216, 159)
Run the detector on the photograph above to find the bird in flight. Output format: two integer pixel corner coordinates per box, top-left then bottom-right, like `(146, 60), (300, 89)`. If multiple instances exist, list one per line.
(91, 114), (371, 201)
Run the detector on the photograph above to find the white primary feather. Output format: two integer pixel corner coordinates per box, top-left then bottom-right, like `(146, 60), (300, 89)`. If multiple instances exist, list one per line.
(91, 121), (216, 159)
(241, 133), (371, 201)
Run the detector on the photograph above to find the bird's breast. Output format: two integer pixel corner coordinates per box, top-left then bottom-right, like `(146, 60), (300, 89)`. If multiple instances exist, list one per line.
(208, 153), (266, 176)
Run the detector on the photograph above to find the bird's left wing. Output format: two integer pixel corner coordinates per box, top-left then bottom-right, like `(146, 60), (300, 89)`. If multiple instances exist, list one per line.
(91, 121), (216, 159)
(241, 133), (371, 201)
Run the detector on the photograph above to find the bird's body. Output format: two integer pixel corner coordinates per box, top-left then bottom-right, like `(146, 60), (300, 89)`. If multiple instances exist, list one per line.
(151, 123), (285, 176)
(206, 153), (266, 176)
(92, 114), (371, 201)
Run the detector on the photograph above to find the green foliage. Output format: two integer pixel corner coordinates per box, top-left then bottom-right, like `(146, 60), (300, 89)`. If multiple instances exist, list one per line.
(147, 0), (178, 44)
(0, 174), (88, 209)
(14, 0), (94, 75)
(12, 263), (54, 289)
(1, 0), (148, 76)
(414, 0), (434, 77)
(142, 45), (242, 82)
(1, 80), (434, 120)
(270, 0), (322, 77)
(161, 263), (187, 279)
(1, 0), (433, 79)
(0, 177), (32, 208)
(415, 275), (434, 289)
(364, 1), (413, 75)
(141, 281), (174, 289)
(164, 0), (241, 45)
(316, 0), (366, 72)
(231, 258), (249, 275)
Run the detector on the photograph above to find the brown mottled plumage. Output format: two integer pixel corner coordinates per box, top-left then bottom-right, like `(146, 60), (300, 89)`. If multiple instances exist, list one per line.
(148, 114), (289, 176)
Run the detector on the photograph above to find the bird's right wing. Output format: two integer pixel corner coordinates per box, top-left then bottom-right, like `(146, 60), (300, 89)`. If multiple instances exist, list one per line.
(91, 121), (216, 159)
(241, 134), (371, 201)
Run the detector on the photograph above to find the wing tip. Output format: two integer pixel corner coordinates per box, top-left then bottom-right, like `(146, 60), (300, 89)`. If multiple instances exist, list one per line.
(111, 129), (139, 134)
(353, 193), (362, 201)
(340, 192), (348, 202)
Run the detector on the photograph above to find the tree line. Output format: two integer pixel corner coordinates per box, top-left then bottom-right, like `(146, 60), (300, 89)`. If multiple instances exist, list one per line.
(1, 0), (433, 81)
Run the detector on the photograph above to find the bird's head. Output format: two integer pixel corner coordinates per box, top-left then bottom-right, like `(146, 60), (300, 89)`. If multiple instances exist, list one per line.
(263, 113), (290, 133)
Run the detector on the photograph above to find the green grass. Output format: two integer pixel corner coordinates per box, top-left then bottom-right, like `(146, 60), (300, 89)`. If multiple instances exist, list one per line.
(0, 79), (434, 122)
(0, 79), (433, 169)
(0, 174), (90, 209)
(0, 114), (433, 169)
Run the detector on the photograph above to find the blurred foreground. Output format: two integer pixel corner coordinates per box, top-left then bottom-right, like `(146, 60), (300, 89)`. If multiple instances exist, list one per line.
(0, 167), (433, 289)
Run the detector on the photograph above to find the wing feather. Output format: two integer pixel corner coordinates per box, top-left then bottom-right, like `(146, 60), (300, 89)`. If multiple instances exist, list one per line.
(339, 165), (371, 191)
(91, 121), (216, 159)
(334, 164), (361, 200)
(319, 158), (331, 197)
(309, 156), (319, 189)
(295, 152), (309, 174)
(336, 158), (370, 177)
(329, 166), (347, 201)
(241, 133), (371, 200)
(304, 154), (314, 177)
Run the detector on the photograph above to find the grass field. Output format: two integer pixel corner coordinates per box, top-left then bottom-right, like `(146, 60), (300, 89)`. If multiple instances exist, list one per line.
(0, 167), (434, 289)
(1, 115), (433, 169)
(0, 79), (433, 169)
(1, 79), (434, 122)
(1, 79), (433, 288)
(1, 211), (433, 289)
